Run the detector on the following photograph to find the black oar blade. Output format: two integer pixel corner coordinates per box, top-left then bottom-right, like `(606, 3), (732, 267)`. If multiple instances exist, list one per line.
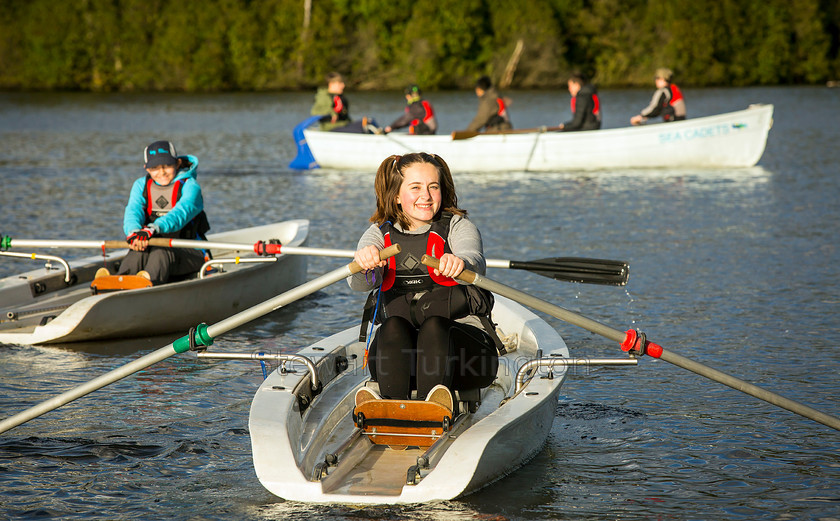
(509, 257), (629, 286)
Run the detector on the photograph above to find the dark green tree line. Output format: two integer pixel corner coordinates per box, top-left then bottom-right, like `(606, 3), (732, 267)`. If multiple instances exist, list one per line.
(1, 0), (837, 92)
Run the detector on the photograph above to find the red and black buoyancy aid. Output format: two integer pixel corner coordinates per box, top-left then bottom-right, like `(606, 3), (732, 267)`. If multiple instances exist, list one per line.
(570, 92), (600, 118)
(663, 84), (684, 121)
(497, 97), (507, 117)
(359, 213), (503, 351)
(332, 93), (350, 122)
(484, 97), (511, 130)
(143, 174), (210, 240)
(669, 84), (684, 107)
(379, 213), (458, 295)
(409, 100), (436, 135)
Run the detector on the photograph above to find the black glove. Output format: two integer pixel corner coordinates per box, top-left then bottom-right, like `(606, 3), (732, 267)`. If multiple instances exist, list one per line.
(127, 227), (153, 244)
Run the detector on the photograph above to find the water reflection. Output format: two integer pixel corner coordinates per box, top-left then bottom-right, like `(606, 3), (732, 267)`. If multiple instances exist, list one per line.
(252, 498), (522, 521)
(33, 333), (185, 356)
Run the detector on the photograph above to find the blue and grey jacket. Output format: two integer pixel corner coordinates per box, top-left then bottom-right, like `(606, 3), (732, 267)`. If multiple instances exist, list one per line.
(122, 154), (206, 238)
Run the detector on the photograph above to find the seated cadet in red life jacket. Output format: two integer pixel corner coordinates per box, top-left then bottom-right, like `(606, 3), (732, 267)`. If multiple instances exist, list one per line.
(310, 71), (375, 133)
(463, 75), (512, 132)
(383, 84), (438, 135)
(116, 140), (209, 285)
(349, 152), (500, 410)
(558, 73), (602, 131)
(630, 68), (686, 125)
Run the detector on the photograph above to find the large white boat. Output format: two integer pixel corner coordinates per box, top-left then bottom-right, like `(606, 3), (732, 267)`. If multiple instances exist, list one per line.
(296, 104), (773, 172)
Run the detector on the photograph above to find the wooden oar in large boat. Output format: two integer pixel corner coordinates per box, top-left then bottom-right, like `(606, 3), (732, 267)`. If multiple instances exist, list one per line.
(0, 245), (401, 435)
(421, 255), (840, 431)
(451, 125), (563, 141)
(0, 235), (629, 286)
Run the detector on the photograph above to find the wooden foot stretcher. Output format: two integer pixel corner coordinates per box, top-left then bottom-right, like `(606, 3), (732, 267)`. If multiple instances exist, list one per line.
(90, 269), (152, 293)
(352, 399), (453, 448)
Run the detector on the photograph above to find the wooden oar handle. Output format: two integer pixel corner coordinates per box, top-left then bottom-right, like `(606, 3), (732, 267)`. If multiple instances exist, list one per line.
(102, 239), (173, 249)
(348, 244), (402, 274)
(420, 254), (477, 284)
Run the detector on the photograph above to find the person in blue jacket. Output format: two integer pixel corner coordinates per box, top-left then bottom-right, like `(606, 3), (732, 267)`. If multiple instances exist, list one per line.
(116, 140), (210, 285)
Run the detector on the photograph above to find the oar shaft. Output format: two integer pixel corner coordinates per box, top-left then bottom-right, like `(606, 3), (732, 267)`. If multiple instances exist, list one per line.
(480, 273), (840, 430)
(421, 255), (840, 432)
(2, 236), (357, 257)
(0, 269), (346, 434)
(485, 259), (511, 269)
(0, 245), (400, 436)
(658, 349), (840, 431)
(159, 241), (625, 281)
(0, 345), (176, 434)
(204, 257), (363, 338)
(157, 239), (356, 259)
(6, 239), (108, 249)
(466, 270), (626, 343)
(164, 240), (506, 265)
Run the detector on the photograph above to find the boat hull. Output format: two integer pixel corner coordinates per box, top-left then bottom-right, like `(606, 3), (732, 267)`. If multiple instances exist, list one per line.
(0, 220), (309, 345)
(303, 105), (773, 172)
(248, 295), (569, 504)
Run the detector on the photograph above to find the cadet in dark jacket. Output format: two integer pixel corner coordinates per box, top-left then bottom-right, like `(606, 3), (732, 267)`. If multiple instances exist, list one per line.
(558, 74), (602, 132)
(464, 76), (512, 132)
(384, 84), (438, 135)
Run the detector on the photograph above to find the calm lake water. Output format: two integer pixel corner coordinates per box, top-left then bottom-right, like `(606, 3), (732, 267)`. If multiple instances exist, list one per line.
(1, 86), (839, 520)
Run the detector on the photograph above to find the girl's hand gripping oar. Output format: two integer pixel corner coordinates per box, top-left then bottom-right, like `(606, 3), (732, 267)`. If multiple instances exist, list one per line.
(421, 255), (840, 432)
(0, 245), (401, 435)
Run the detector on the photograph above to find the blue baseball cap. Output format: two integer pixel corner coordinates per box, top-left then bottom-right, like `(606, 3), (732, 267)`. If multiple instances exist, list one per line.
(144, 141), (178, 168)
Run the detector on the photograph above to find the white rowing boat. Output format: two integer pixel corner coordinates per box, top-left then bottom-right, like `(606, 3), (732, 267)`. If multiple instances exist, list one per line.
(296, 104), (773, 173)
(0, 220), (309, 345)
(241, 294), (634, 503)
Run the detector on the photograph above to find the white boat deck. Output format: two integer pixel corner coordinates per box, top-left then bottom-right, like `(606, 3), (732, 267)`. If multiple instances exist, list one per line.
(321, 445), (420, 496)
